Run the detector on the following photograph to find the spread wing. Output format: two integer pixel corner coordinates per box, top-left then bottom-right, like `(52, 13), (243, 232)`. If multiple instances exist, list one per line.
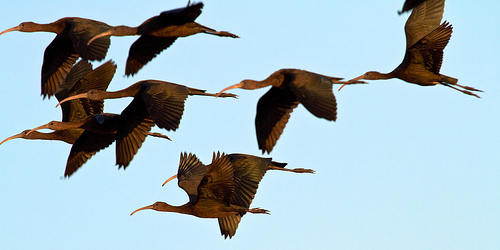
(177, 152), (208, 204)
(141, 80), (190, 131)
(68, 19), (110, 61)
(405, 0), (445, 48)
(115, 98), (155, 168)
(41, 30), (79, 98)
(412, 21), (452, 75)
(289, 71), (337, 121)
(125, 35), (178, 76)
(197, 152), (234, 203)
(255, 87), (299, 154)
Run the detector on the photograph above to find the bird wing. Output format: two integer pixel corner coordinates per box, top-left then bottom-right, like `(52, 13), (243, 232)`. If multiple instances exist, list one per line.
(289, 72), (338, 121)
(67, 60), (117, 118)
(398, 0), (428, 14)
(197, 152), (234, 204)
(177, 152), (208, 204)
(55, 60), (93, 122)
(125, 35), (178, 76)
(114, 98), (155, 168)
(139, 2), (204, 31)
(405, 0), (445, 48)
(65, 114), (118, 177)
(218, 216), (241, 239)
(255, 87), (300, 154)
(141, 81), (190, 131)
(68, 19), (110, 61)
(41, 31), (79, 98)
(411, 21), (452, 75)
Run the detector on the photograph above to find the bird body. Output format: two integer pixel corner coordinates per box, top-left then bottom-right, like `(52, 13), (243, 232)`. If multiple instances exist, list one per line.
(344, 0), (481, 97)
(86, 2), (238, 76)
(133, 152), (314, 238)
(57, 80), (237, 132)
(217, 69), (359, 153)
(0, 17), (112, 98)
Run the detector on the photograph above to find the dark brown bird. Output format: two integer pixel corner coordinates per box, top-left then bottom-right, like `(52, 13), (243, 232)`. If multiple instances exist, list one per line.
(87, 2), (238, 76)
(341, 0), (482, 98)
(131, 152), (314, 239)
(0, 17), (114, 98)
(56, 80), (237, 132)
(0, 60), (116, 146)
(216, 69), (363, 154)
(398, 0), (427, 14)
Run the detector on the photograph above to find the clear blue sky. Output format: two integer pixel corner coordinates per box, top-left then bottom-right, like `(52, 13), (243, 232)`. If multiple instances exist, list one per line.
(1, 0), (498, 249)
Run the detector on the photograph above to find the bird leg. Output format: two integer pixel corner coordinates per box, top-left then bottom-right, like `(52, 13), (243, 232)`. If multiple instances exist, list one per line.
(441, 83), (482, 98)
(268, 165), (315, 174)
(190, 91), (238, 98)
(203, 30), (239, 38)
(147, 132), (172, 141)
(246, 208), (270, 215)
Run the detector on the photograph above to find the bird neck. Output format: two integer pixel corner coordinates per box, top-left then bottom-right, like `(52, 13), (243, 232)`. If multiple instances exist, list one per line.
(155, 202), (194, 215)
(23, 130), (80, 144)
(110, 25), (138, 36)
(105, 83), (142, 99)
(369, 71), (395, 80)
(31, 21), (66, 33)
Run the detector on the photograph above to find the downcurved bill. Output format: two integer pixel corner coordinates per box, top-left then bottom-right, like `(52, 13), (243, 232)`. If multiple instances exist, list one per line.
(87, 31), (112, 45)
(215, 83), (243, 97)
(338, 75), (366, 91)
(0, 26), (20, 36)
(26, 124), (50, 136)
(130, 204), (155, 216)
(0, 133), (24, 146)
(162, 174), (177, 187)
(55, 93), (90, 107)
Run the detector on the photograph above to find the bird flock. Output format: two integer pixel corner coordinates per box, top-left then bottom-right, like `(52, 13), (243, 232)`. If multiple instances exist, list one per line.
(0, 0), (482, 239)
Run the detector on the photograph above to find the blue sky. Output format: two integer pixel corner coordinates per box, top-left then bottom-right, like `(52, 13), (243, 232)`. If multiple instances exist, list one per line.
(1, 0), (498, 249)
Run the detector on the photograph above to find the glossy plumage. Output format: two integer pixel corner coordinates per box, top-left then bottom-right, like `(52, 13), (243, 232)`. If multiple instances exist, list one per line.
(0, 18), (113, 98)
(87, 2), (238, 76)
(131, 152), (314, 239)
(217, 69), (363, 153)
(344, 0), (482, 97)
(57, 80), (237, 132)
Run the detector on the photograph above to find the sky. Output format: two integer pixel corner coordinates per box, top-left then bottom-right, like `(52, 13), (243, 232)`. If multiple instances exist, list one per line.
(0, 0), (498, 249)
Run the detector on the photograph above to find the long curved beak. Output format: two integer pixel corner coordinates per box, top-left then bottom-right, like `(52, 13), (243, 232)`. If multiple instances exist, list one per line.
(130, 204), (154, 216)
(162, 174), (177, 187)
(0, 26), (20, 36)
(56, 93), (90, 107)
(87, 30), (112, 45)
(26, 125), (50, 136)
(215, 83), (242, 97)
(338, 74), (366, 91)
(0, 133), (25, 146)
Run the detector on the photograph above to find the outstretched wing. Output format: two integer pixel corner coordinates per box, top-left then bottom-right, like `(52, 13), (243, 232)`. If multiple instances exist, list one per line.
(289, 71), (337, 121)
(412, 21), (452, 75)
(197, 152), (234, 203)
(141, 80), (190, 131)
(255, 87), (299, 154)
(125, 35), (178, 76)
(405, 0), (445, 48)
(177, 152), (208, 204)
(68, 19), (110, 61)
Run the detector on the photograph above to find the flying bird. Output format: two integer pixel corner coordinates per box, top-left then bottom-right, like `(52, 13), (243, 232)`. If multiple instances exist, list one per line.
(0, 17), (114, 98)
(216, 69), (364, 154)
(56, 80), (237, 132)
(131, 152), (314, 239)
(87, 2), (238, 76)
(341, 0), (482, 98)
(0, 60), (116, 146)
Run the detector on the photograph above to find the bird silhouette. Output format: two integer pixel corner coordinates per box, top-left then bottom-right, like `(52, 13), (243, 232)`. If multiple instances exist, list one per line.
(131, 152), (314, 239)
(0, 17), (114, 98)
(87, 2), (238, 76)
(216, 69), (364, 153)
(341, 0), (482, 98)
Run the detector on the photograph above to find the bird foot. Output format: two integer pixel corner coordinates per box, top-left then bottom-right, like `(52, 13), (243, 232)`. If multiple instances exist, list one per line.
(248, 208), (270, 215)
(289, 168), (315, 174)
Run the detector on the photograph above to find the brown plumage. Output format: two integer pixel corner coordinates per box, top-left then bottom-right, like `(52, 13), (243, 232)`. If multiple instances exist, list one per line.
(87, 2), (238, 76)
(0, 60), (116, 146)
(131, 152), (314, 239)
(57, 80), (237, 132)
(0, 18), (114, 98)
(398, 0), (427, 14)
(342, 0), (482, 98)
(216, 69), (364, 154)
